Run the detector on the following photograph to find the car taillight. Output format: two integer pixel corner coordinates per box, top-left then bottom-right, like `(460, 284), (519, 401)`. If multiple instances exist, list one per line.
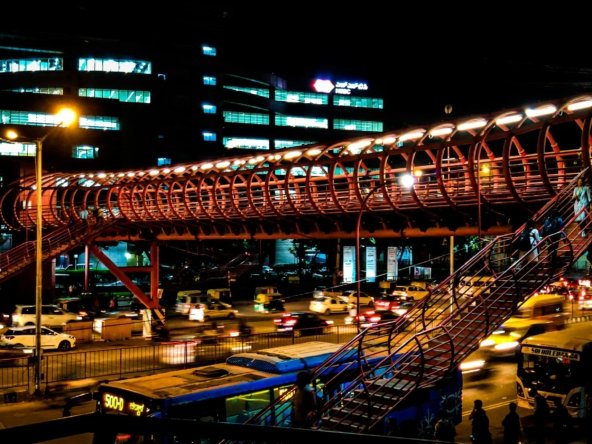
(368, 315), (381, 323)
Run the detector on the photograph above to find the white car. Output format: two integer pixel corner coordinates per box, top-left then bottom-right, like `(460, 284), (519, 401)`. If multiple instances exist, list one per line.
(339, 290), (374, 307)
(11, 304), (81, 328)
(0, 326), (76, 350)
(392, 285), (430, 300)
(189, 301), (238, 322)
(309, 296), (350, 315)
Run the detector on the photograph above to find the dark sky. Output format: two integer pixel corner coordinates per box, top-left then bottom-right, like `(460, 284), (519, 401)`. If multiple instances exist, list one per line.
(222, 4), (592, 124)
(5, 2), (592, 126)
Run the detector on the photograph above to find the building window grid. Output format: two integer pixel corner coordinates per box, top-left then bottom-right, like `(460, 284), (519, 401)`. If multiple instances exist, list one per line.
(223, 137), (270, 150)
(0, 141), (35, 157)
(274, 140), (316, 149)
(223, 111), (269, 126)
(79, 88), (151, 104)
(0, 58), (63, 73)
(202, 45), (217, 56)
(275, 90), (328, 105)
(202, 131), (217, 142)
(7, 87), (63, 95)
(78, 58), (151, 74)
(203, 76), (217, 86)
(223, 85), (270, 98)
(0, 109), (72, 127)
(79, 115), (120, 131)
(73, 145), (98, 159)
(333, 119), (383, 132)
(275, 114), (328, 129)
(202, 103), (217, 114)
(333, 96), (383, 109)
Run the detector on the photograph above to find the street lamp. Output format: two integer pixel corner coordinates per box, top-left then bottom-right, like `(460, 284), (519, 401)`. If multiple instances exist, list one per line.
(4, 108), (76, 397)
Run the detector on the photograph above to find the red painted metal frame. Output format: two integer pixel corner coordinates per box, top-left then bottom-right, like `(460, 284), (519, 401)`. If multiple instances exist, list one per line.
(1, 95), (591, 240)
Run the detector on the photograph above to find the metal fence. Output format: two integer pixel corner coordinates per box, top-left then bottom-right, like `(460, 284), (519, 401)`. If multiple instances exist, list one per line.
(0, 325), (358, 395)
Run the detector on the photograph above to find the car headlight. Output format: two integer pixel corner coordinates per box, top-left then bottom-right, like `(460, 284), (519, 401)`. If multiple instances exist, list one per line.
(493, 341), (519, 352)
(480, 339), (495, 348)
(460, 359), (485, 371)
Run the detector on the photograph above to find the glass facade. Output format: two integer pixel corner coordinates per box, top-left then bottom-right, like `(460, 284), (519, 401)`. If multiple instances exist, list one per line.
(0, 141), (35, 157)
(79, 115), (120, 130)
(7, 87), (63, 95)
(0, 109), (71, 127)
(275, 140), (316, 149)
(79, 88), (151, 103)
(224, 85), (270, 98)
(202, 45), (217, 56)
(224, 111), (269, 125)
(223, 137), (269, 150)
(333, 96), (383, 109)
(202, 131), (217, 142)
(275, 90), (328, 105)
(73, 145), (98, 159)
(333, 119), (383, 132)
(78, 58), (151, 74)
(0, 58), (62, 73)
(275, 114), (328, 129)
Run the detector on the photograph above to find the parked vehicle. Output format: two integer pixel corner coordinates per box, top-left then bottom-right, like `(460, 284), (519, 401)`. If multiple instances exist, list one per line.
(11, 304), (81, 328)
(0, 326), (76, 350)
(274, 311), (333, 337)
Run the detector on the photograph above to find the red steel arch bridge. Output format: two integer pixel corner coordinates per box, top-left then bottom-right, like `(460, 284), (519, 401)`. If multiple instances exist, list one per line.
(1, 94), (591, 314)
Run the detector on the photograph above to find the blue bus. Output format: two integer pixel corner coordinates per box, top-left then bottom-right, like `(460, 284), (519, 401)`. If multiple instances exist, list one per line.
(93, 341), (462, 442)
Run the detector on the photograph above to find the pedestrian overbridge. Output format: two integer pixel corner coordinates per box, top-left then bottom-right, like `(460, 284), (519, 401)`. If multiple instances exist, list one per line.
(2, 94), (591, 241)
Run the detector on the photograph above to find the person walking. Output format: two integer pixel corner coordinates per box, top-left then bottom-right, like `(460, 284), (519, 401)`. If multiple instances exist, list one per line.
(501, 402), (522, 444)
(516, 220), (541, 264)
(469, 399), (492, 444)
(542, 210), (564, 267)
(291, 371), (319, 428)
(573, 177), (591, 237)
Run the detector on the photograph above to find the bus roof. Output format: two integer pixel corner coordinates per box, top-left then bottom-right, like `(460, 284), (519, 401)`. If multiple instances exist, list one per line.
(521, 322), (592, 352)
(226, 341), (347, 373)
(99, 342), (348, 404)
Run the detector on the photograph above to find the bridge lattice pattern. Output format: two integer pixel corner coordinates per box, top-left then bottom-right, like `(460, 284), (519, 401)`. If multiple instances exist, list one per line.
(1, 95), (592, 240)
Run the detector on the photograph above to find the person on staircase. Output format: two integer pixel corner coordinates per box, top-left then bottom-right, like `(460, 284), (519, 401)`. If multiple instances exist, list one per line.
(573, 177), (591, 238)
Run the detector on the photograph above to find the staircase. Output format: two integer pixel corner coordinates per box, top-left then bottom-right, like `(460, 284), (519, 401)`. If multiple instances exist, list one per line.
(248, 169), (592, 434)
(0, 218), (120, 284)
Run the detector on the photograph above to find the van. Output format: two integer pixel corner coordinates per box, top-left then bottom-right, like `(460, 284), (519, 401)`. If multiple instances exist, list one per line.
(511, 293), (567, 327)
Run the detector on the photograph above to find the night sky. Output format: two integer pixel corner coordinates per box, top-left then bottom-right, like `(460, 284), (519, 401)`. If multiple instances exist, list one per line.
(4, 2), (592, 126)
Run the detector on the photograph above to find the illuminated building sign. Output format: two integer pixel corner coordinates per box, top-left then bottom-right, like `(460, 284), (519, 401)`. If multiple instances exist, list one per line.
(312, 79), (369, 95)
(334, 81), (368, 95)
(312, 79), (334, 93)
(102, 392), (148, 416)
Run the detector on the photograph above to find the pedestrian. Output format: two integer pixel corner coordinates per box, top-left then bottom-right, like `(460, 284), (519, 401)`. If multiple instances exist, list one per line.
(501, 402), (522, 444)
(552, 399), (572, 444)
(573, 177), (591, 237)
(533, 391), (550, 444)
(108, 297), (117, 311)
(469, 399), (492, 444)
(291, 371), (319, 428)
(516, 220), (541, 263)
(542, 210), (564, 267)
(434, 412), (456, 442)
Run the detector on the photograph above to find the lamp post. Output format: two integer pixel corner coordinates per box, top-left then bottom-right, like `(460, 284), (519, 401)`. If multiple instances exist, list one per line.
(4, 108), (76, 397)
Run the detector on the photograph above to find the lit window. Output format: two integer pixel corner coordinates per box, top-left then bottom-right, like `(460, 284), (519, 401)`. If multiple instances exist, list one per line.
(0, 58), (63, 73)
(223, 137), (269, 150)
(79, 115), (120, 130)
(78, 58), (151, 74)
(73, 145), (98, 159)
(334, 119), (383, 132)
(203, 76), (217, 86)
(202, 131), (217, 142)
(202, 103), (217, 114)
(223, 112), (269, 125)
(79, 88), (151, 104)
(223, 85), (269, 98)
(202, 45), (217, 57)
(157, 157), (172, 166)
